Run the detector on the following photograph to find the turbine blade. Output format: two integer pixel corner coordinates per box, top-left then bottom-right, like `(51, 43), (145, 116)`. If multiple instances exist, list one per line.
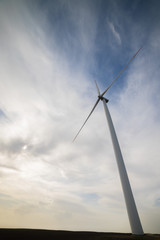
(73, 98), (100, 142)
(101, 47), (142, 97)
(95, 80), (100, 95)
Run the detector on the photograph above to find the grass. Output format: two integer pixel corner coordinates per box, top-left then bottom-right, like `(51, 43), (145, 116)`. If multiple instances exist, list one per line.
(0, 229), (160, 240)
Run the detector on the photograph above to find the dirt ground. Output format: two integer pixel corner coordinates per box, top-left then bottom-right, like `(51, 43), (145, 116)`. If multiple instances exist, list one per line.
(0, 229), (160, 240)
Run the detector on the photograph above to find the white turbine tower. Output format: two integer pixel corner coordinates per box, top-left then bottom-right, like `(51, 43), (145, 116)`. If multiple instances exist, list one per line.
(73, 48), (144, 235)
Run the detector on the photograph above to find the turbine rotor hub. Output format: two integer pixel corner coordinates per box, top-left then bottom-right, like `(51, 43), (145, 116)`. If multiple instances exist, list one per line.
(98, 95), (109, 103)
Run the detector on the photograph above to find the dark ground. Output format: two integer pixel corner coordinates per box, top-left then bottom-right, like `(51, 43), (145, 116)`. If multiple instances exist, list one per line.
(0, 229), (160, 240)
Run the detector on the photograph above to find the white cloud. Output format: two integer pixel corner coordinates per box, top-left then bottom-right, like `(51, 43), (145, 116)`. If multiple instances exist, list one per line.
(108, 21), (121, 45)
(0, 0), (103, 231)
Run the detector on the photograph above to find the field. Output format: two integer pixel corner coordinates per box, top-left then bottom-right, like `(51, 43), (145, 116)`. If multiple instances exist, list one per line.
(0, 229), (160, 240)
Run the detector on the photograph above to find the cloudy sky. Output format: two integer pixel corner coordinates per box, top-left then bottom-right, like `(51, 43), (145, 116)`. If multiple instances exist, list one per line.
(0, 0), (160, 234)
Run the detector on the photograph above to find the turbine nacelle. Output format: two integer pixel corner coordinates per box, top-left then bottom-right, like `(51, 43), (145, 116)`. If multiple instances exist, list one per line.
(98, 95), (109, 103)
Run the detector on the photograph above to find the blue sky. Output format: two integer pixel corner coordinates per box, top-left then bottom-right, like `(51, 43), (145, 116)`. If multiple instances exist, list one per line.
(0, 0), (160, 233)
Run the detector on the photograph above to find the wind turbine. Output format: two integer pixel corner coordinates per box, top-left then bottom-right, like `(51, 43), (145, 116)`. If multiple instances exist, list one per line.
(73, 48), (144, 235)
